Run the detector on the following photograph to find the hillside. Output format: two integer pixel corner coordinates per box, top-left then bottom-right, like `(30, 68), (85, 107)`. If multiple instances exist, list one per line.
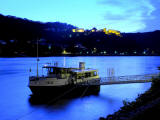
(0, 14), (160, 56)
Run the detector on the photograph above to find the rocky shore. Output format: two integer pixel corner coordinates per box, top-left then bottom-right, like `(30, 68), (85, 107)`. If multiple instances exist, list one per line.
(100, 77), (160, 120)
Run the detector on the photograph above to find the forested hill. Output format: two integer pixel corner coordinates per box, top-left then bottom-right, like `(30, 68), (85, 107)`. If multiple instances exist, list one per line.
(0, 14), (76, 41)
(0, 13), (160, 56)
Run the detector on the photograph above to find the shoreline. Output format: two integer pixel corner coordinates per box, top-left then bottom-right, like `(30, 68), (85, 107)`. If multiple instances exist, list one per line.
(100, 77), (160, 120)
(0, 55), (160, 58)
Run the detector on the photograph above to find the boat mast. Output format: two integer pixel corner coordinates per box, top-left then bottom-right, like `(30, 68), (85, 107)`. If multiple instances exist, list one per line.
(63, 57), (66, 67)
(37, 38), (39, 78)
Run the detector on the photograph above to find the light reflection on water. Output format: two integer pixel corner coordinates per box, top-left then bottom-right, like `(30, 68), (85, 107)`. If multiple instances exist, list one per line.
(0, 56), (160, 120)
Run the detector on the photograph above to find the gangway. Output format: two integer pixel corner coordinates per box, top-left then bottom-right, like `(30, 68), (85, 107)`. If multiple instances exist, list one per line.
(77, 73), (160, 86)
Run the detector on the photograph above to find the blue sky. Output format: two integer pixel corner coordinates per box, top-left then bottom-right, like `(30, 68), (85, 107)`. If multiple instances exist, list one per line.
(0, 0), (160, 32)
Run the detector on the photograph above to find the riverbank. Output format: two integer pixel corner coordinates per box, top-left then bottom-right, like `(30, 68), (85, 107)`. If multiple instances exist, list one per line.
(0, 54), (160, 57)
(100, 77), (160, 120)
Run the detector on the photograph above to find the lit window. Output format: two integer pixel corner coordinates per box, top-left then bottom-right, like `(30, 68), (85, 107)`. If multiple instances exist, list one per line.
(72, 29), (76, 32)
(94, 72), (97, 76)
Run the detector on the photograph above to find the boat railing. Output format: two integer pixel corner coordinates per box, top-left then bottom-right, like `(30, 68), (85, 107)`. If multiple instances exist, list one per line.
(29, 74), (69, 81)
(100, 73), (160, 83)
(74, 78), (100, 85)
(29, 76), (47, 81)
(74, 73), (160, 85)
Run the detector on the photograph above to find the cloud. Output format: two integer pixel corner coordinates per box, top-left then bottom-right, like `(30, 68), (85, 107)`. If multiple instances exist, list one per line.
(98, 0), (156, 32)
(141, 0), (160, 32)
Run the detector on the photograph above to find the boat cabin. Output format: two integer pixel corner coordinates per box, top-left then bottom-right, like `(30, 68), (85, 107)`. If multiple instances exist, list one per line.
(43, 65), (98, 81)
(71, 69), (98, 79)
(43, 66), (77, 79)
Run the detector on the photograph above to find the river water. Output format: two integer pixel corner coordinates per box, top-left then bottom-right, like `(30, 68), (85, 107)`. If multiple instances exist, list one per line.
(0, 56), (160, 120)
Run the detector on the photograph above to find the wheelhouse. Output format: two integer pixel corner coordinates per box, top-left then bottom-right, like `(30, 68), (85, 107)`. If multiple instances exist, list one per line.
(71, 69), (98, 79)
(43, 66), (78, 79)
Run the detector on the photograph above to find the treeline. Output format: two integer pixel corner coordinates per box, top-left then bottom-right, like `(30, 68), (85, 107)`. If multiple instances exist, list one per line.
(0, 14), (76, 56)
(0, 13), (160, 56)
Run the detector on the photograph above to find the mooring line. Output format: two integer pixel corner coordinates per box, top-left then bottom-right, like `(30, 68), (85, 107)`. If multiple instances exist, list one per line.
(80, 86), (89, 98)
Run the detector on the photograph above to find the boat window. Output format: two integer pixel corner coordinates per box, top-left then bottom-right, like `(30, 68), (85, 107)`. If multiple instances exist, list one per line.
(51, 68), (54, 73)
(55, 68), (59, 74)
(94, 72), (97, 76)
(85, 72), (91, 78)
(76, 73), (83, 79)
(60, 69), (65, 74)
(47, 68), (51, 74)
(66, 69), (69, 73)
(78, 76), (81, 79)
(48, 68), (54, 74)
(55, 68), (61, 74)
(47, 68), (59, 74)
(61, 69), (67, 74)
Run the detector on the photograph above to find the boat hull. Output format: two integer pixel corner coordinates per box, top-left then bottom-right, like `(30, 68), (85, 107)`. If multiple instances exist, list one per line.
(29, 85), (100, 97)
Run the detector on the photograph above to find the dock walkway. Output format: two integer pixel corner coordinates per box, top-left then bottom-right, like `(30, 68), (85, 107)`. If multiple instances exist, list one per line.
(78, 73), (160, 86)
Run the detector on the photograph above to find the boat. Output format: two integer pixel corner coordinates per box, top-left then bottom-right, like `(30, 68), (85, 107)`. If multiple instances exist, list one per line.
(29, 62), (100, 96)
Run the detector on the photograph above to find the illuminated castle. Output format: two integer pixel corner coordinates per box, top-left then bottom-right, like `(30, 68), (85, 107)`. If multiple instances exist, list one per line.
(72, 28), (121, 36)
(72, 28), (84, 32)
(103, 28), (121, 36)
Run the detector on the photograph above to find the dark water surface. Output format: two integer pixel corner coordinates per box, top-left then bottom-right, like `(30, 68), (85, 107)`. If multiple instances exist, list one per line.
(0, 56), (160, 120)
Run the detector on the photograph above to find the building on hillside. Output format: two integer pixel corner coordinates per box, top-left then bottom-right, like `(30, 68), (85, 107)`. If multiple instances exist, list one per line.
(103, 28), (107, 33)
(72, 28), (84, 32)
(91, 28), (97, 32)
(62, 49), (71, 54)
(72, 27), (121, 37)
(105, 29), (121, 36)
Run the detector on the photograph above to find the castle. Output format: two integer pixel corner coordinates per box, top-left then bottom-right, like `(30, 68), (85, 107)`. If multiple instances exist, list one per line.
(72, 28), (121, 36)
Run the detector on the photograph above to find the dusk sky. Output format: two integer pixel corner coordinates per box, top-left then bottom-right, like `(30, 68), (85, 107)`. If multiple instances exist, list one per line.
(0, 0), (160, 32)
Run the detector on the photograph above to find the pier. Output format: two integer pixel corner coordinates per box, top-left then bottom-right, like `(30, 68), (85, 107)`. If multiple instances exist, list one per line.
(77, 73), (160, 86)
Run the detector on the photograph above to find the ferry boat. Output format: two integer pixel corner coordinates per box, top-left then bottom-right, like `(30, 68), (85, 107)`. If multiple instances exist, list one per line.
(29, 62), (100, 96)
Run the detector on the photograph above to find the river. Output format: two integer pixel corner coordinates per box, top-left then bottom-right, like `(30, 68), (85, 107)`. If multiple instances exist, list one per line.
(0, 56), (160, 120)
